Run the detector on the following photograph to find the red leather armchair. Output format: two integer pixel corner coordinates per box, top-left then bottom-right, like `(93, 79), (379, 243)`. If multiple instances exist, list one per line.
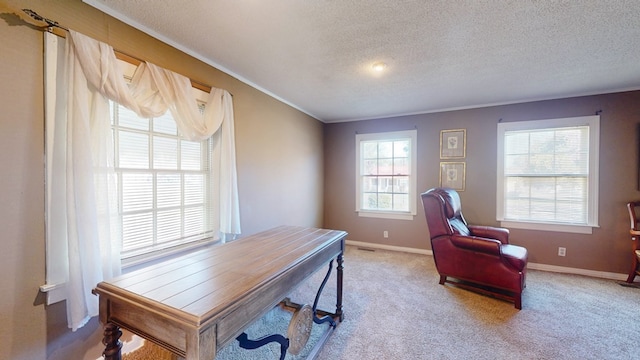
(421, 188), (528, 309)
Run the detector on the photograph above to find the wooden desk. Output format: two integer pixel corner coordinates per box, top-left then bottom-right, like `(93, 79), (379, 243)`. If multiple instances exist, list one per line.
(93, 226), (346, 359)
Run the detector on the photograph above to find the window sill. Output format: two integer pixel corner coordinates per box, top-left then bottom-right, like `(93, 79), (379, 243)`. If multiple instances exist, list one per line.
(358, 210), (415, 221)
(499, 220), (598, 234)
(122, 238), (218, 271)
(39, 283), (66, 305)
(40, 238), (222, 305)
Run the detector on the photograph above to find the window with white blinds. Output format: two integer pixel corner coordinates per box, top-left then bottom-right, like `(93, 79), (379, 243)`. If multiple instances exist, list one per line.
(112, 103), (214, 260)
(496, 115), (599, 234)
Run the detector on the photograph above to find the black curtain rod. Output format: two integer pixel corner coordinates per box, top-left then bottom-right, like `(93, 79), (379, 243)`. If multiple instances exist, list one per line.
(21, 9), (229, 96)
(23, 9), (68, 31)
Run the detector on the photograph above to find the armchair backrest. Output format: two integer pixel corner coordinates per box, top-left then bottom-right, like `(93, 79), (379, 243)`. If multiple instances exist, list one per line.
(421, 188), (471, 239)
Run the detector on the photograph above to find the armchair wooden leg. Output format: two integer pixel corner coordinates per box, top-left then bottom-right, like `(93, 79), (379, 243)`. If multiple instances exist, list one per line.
(514, 294), (522, 310)
(626, 253), (638, 283)
(439, 275), (446, 285)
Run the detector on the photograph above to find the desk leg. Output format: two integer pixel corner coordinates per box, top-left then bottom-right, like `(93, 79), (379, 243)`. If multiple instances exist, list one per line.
(101, 323), (123, 360)
(312, 261), (336, 327)
(336, 253), (344, 321)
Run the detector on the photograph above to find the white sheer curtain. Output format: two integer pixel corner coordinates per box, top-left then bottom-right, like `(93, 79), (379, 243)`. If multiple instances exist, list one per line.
(50, 30), (241, 331)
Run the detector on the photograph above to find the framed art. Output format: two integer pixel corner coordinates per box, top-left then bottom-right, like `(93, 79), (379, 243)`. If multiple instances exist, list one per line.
(440, 129), (466, 159)
(440, 162), (466, 191)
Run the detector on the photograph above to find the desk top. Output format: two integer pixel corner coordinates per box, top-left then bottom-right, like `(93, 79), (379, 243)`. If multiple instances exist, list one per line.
(94, 225), (346, 333)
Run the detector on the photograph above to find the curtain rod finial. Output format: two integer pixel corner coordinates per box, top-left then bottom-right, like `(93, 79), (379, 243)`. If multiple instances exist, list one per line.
(22, 8), (68, 31)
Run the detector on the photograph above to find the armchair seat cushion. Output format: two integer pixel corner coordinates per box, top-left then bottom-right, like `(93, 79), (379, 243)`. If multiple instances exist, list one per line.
(501, 244), (528, 271)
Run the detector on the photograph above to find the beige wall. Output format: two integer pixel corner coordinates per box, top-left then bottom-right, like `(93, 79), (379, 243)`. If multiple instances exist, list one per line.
(0, 0), (323, 359)
(324, 91), (640, 275)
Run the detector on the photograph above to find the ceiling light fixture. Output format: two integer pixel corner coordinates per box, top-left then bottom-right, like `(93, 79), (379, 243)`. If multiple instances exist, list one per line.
(372, 62), (387, 72)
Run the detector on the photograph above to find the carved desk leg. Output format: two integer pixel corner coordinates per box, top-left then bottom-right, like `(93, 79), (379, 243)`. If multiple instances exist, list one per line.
(312, 261), (336, 327)
(102, 323), (123, 360)
(336, 253), (344, 321)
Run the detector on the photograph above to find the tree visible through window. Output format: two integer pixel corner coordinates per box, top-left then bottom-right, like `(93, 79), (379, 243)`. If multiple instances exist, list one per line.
(356, 130), (417, 220)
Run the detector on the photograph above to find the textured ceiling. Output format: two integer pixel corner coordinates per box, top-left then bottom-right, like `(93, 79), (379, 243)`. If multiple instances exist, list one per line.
(84, 0), (640, 123)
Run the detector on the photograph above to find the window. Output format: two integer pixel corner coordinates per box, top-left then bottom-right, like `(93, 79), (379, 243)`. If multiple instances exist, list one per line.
(42, 31), (240, 317)
(112, 103), (215, 262)
(497, 115), (599, 234)
(355, 130), (417, 220)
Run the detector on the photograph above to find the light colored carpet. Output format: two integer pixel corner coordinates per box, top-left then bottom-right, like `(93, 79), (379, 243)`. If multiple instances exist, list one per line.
(126, 245), (640, 359)
(310, 246), (640, 360)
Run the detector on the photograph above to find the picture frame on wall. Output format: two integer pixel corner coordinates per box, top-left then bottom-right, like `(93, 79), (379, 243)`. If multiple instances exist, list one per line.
(440, 129), (466, 159)
(440, 162), (466, 191)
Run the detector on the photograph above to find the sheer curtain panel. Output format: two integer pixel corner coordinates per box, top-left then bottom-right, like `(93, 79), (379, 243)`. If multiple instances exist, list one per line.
(46, 30), (240, 331)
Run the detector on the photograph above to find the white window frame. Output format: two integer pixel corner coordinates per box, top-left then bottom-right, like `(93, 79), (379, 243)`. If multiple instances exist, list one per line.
(114, 59), (220, 270)
(355, 130), (417, 220)
(496, 115), (600, 234)
(111, 101), (217, 267)
(42, 32), (217, 303)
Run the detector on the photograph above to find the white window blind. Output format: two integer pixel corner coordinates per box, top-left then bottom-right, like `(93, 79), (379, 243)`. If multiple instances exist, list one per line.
(355, 130), (417, 220)
(112, 103), (214, 260)
(497, 115), (599, 233)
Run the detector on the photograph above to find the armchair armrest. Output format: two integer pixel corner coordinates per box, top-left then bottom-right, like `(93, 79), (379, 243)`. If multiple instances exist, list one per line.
(468, 225), (510, 244)
(451, 234), (502, 256)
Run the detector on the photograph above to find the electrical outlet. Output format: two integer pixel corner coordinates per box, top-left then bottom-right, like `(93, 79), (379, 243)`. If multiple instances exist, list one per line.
(383, 231), (389, 238)
(558, 247), (566, 257)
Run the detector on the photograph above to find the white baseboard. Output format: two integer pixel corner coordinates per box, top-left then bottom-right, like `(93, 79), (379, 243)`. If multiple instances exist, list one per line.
(345, 240), (628, 281)
(527, 262), (627, 281)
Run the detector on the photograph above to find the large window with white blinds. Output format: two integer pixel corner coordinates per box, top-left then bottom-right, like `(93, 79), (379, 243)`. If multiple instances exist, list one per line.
(112, 103), (214, 260)
(496, 115), (599, 234)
